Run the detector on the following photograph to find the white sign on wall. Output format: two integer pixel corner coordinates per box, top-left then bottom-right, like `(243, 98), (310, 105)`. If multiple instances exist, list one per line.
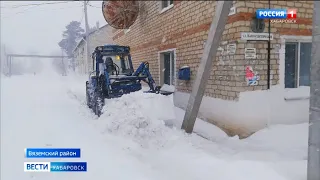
(227, 44), (236, 54)
(245, 48), (256, 59)
(274, 44), (281, 53)
(241, 32), (274, 41)
(229, 7), (236, 16)
(221, 41), (228, 45)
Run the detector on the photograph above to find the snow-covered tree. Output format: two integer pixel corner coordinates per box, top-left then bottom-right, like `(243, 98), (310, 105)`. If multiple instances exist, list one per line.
(58, 21), (85, 57)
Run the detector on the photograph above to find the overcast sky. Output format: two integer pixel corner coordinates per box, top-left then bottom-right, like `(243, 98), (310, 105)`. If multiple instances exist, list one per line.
(0, 1), (107, 55)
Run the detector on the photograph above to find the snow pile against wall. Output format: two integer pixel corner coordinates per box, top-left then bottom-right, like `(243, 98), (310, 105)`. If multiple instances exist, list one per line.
(174, 85), (309, 138)
(160, 84), (175, 93)
(99, 92), (178, 148)
(63, 73), (307, 155)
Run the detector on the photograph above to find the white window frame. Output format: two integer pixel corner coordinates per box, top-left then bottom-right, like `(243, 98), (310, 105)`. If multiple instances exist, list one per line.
(124, 28), (130, 34)
(158, 48), (176, 86)
(279, 35), (312, 100)
(283, 37), (312, 88)
(160, 0), (174, 14)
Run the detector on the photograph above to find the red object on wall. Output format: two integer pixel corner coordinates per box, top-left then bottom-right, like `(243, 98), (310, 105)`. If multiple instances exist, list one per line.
(245, 66), (254, 80)
(102, 1), (139, 29)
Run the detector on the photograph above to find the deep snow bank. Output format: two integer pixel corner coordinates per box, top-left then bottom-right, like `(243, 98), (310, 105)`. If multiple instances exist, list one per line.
(63, 74), (224, 149)
(61, 73), (308, 180)
(99, 92), (177, 148)
(64, 74), (308, 161)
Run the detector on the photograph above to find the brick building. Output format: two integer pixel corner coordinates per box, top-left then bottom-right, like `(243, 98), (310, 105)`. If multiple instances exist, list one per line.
(113, 1), (314, 138)
(73, 24), (113, 74)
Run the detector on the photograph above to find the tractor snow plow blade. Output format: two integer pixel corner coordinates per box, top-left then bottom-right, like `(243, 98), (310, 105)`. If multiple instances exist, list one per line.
(144, 84), (174, 96)
(143, 90), (174, 96)
(159, 91), (174, 96)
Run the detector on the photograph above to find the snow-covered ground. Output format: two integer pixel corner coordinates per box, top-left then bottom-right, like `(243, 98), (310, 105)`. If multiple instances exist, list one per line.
(1, 64), (308, 180)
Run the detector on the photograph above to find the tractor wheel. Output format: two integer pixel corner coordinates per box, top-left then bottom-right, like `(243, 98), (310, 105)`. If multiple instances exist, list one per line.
(86, 81), (92, 108)
(93, 91), (104, 117)
(93, 75), (106, 117)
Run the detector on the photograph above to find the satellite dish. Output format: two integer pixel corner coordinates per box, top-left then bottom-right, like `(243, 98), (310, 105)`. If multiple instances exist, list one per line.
(102, 1), (139, 29)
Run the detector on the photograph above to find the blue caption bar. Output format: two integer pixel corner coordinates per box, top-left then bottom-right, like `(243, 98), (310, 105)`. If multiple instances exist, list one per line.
(256, 9), (287, 19)
(50, 162), (87, 172)
(25, 148), (81, 158)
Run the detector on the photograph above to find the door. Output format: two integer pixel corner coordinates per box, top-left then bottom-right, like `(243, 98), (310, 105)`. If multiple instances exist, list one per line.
(163, 53), (171, 85)
(299, 42), (312, 86)
(284, 43), (298, 88)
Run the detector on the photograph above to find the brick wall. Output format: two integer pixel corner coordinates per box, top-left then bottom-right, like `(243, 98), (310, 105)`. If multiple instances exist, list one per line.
(226, 1), (313, 100)
(113, 1), (313, 101)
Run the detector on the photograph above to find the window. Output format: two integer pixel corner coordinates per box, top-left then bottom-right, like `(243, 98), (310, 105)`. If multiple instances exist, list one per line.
(160, 51), (175, 86)
(101, 55), (132, 75)
(121, 56), (132, 74)
(161, 0), (173, 12)
(284, 42), (312, 88)
(162, 0), (173, 8)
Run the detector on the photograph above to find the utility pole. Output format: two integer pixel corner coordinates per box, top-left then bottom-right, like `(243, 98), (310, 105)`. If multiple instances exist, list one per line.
(8, 56), (12, 77)
(181, 1), (233, 133)
(84, 0), (90, 74)
(3, 45), (7, 75)
(6, 55), (9, 76)
(307, 1), (320, 180)
(61, 49), (66, 76)
(72, 57), (75, 72)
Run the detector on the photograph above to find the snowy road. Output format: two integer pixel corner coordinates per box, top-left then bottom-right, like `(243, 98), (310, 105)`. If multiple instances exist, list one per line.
(1, 72), (308, 180)
(1, 75), (166, 180)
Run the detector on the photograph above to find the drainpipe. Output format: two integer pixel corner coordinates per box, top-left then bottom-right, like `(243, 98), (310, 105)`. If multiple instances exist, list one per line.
(267, 0), (271, 89)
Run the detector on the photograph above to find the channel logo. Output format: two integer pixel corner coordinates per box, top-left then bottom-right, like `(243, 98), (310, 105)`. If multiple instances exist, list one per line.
(24, 162), (87, 172)
(256, 9), (297, 19)
(24, 162), (50, 172)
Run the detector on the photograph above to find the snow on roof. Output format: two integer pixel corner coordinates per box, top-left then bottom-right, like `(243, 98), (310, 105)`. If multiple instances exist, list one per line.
(73, 24), (110, 53)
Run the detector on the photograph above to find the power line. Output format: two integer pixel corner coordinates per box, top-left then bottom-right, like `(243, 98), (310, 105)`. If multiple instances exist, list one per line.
(87, 3), (100, 9)
(1, 1), (74, 9)
(2, 4), (40, 17)
(1, 4), (83, 19)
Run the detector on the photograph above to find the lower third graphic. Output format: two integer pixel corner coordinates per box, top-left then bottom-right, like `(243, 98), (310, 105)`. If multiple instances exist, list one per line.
(24, 162), (87, 172)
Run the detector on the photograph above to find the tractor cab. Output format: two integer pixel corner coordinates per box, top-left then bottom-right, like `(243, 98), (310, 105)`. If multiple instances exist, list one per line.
(91, 45), (134, 76)
(89, 45), (143, 97)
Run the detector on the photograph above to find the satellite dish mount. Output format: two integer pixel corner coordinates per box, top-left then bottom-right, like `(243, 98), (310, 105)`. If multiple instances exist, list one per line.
(102, 1), (140, 29)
